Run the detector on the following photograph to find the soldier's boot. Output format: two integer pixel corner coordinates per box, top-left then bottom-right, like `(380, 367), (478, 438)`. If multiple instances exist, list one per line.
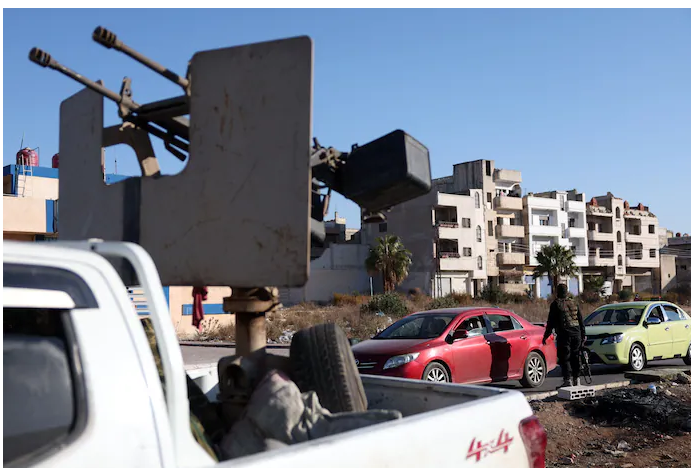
(557, 377), (573, 389)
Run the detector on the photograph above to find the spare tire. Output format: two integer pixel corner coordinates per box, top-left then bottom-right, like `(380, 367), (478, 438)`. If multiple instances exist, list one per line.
(290, 323), (367, 413)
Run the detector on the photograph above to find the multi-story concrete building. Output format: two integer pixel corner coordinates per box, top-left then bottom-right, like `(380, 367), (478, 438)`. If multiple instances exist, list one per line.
(584, 192), (660, 294)
(660, 234), (691, 293)
(362, 179), (489, 297)
(523, 189), (588, 298)
(436, 160), (526, 290)
(3, 164), (59, 242)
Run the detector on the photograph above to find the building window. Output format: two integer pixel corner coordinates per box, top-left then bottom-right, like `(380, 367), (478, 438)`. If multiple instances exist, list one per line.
(379, 223), (387, 233)
(486, 192), (492, 204)
(616, 207), (621, 218)
(488, 221), (494, 237)
(682, 265), (688, 271)
(477, 256), (483, 270)
(569, 218), (576, 228)
(618, 255), (623, 266)
(463, 247), (472, 257)
(462, 218), (471, 228)
(617, 231), (622, 243)
(650, 249), (656, 258)
(486, 161), (492, 176)
(474, 192), (480, 209)
(476, 226), (483, 242)
(648, 224), (655, 234)
(588, 222), (595, 231)
(539, 216), (549, 226)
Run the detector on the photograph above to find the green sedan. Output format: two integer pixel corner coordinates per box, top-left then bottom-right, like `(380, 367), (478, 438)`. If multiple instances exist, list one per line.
(583, 301), (691, 371)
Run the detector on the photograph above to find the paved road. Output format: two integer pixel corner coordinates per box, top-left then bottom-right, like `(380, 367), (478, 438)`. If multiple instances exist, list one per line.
(180, 344), (689, 394)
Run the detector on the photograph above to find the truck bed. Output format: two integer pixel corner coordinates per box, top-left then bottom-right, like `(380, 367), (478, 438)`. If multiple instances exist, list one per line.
(187, 364), (534, 467)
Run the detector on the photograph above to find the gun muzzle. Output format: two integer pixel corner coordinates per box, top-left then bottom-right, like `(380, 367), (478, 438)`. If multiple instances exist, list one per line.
(92, 26), (190, 91)
(93, 26), (121, 50)
(29, 48), (56, 68)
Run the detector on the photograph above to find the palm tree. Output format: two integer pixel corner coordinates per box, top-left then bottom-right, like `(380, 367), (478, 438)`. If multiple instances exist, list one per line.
(532, 244), (579, 296)
(365, 235), (413, 293)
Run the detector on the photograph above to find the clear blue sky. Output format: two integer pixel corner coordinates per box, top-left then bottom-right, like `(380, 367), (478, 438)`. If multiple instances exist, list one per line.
(4, 9), (690, 233)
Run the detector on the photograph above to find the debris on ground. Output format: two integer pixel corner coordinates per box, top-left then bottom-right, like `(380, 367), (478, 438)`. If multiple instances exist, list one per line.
(532, 382), (691, 468)
(573, 387), (691, 435)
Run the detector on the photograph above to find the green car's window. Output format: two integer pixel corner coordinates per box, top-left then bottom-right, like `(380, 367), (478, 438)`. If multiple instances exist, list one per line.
(647, 305), (666, 322)
(585, 307), (644, 326)
(663, 305), (685, 321)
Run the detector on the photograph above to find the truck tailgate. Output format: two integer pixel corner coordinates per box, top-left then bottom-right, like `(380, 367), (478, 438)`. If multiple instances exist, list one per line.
(215, 374), (534, 468)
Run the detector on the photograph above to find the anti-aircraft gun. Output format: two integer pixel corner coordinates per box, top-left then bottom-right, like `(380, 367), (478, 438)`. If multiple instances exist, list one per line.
(29, 29), (432, 381)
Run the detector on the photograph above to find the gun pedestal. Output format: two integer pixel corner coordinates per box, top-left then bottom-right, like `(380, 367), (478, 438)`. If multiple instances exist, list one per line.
(223, 287), (280, 358)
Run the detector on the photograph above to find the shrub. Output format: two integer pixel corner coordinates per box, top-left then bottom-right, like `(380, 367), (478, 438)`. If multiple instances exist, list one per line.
(429, 295), (461, 310)
(333, 293), (368, 307)
(617, 289), (633, 302)
(361, 292), (409, 318)
(580, 290), (602, 304)
(662, 292), (679, 304)
(479, 284), (509, 304)
(449, 292), (473, 305)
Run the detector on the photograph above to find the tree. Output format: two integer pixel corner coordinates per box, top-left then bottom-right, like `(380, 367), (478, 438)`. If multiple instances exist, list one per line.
(532, 244), (579, 296)
(365, 235), (412, 293)
(583, 275), (606, 296)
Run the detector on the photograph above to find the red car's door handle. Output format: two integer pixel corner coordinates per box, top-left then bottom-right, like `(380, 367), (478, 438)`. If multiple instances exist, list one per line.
(520, 335), (527, 340)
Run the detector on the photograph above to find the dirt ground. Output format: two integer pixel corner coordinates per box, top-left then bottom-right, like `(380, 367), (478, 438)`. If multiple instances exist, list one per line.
(532, 380), (691, 468)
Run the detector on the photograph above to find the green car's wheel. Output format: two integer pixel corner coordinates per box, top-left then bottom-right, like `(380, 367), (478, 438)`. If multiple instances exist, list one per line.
(683, 342), (691, 366)
(628, 343), (646, 371)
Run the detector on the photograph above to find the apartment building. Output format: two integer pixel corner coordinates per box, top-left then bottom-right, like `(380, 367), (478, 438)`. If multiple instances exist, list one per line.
(437, 160), (527, 291)
(660, 234), (691, 293)
(523, 190), (589, 298)
(362, 181), (489, 297)
(584, 192), (660, 294)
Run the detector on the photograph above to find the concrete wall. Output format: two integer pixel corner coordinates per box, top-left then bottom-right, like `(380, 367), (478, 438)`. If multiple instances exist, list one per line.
(3, 196), (48, 233)
(280, 244), (371, 305)
(168, 286), (234, 337)
(363, 190), (437, 294)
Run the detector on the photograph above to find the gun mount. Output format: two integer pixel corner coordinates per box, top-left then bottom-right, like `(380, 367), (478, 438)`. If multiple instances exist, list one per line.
(30, 29), (432, 360)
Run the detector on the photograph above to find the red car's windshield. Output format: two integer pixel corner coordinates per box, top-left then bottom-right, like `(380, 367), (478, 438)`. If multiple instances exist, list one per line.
(374, 313), (456, 340)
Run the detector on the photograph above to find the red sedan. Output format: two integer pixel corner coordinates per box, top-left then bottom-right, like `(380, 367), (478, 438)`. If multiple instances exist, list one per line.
(351, 307), (557, 388)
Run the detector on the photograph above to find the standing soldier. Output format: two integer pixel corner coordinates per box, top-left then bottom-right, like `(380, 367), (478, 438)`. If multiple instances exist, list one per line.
(542, 283), (586, 388)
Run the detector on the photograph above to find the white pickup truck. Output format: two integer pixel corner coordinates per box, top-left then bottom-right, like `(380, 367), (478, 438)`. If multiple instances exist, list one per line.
(3, 240), (547, 468)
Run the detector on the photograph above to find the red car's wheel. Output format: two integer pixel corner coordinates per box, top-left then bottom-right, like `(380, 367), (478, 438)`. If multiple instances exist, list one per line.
(422, 362), (450, 383)
(520, 352), (546, 388)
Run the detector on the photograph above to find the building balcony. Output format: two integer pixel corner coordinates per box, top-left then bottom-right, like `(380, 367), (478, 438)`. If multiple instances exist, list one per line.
(588, 230), (614, 242)
(588, 256), (616, 267)
(567, 227), (586, 239)
(626, 257), (659, 269)
(497, 252), (526, 266)
(528, 225), (561, 237)
(586, 206), (613, 217)
(493, 195), (523, 211)
(439, 255), (477, 272)
(493, 169), (522, 184)
(566, 200), (586, 213)
(496, 224), (525, 239)
(436, 226), (460, 240)
(499, 283), (528, 294)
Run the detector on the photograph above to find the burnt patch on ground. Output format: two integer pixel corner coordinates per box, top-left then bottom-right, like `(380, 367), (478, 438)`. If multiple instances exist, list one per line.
(571, 387), (691, 435)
